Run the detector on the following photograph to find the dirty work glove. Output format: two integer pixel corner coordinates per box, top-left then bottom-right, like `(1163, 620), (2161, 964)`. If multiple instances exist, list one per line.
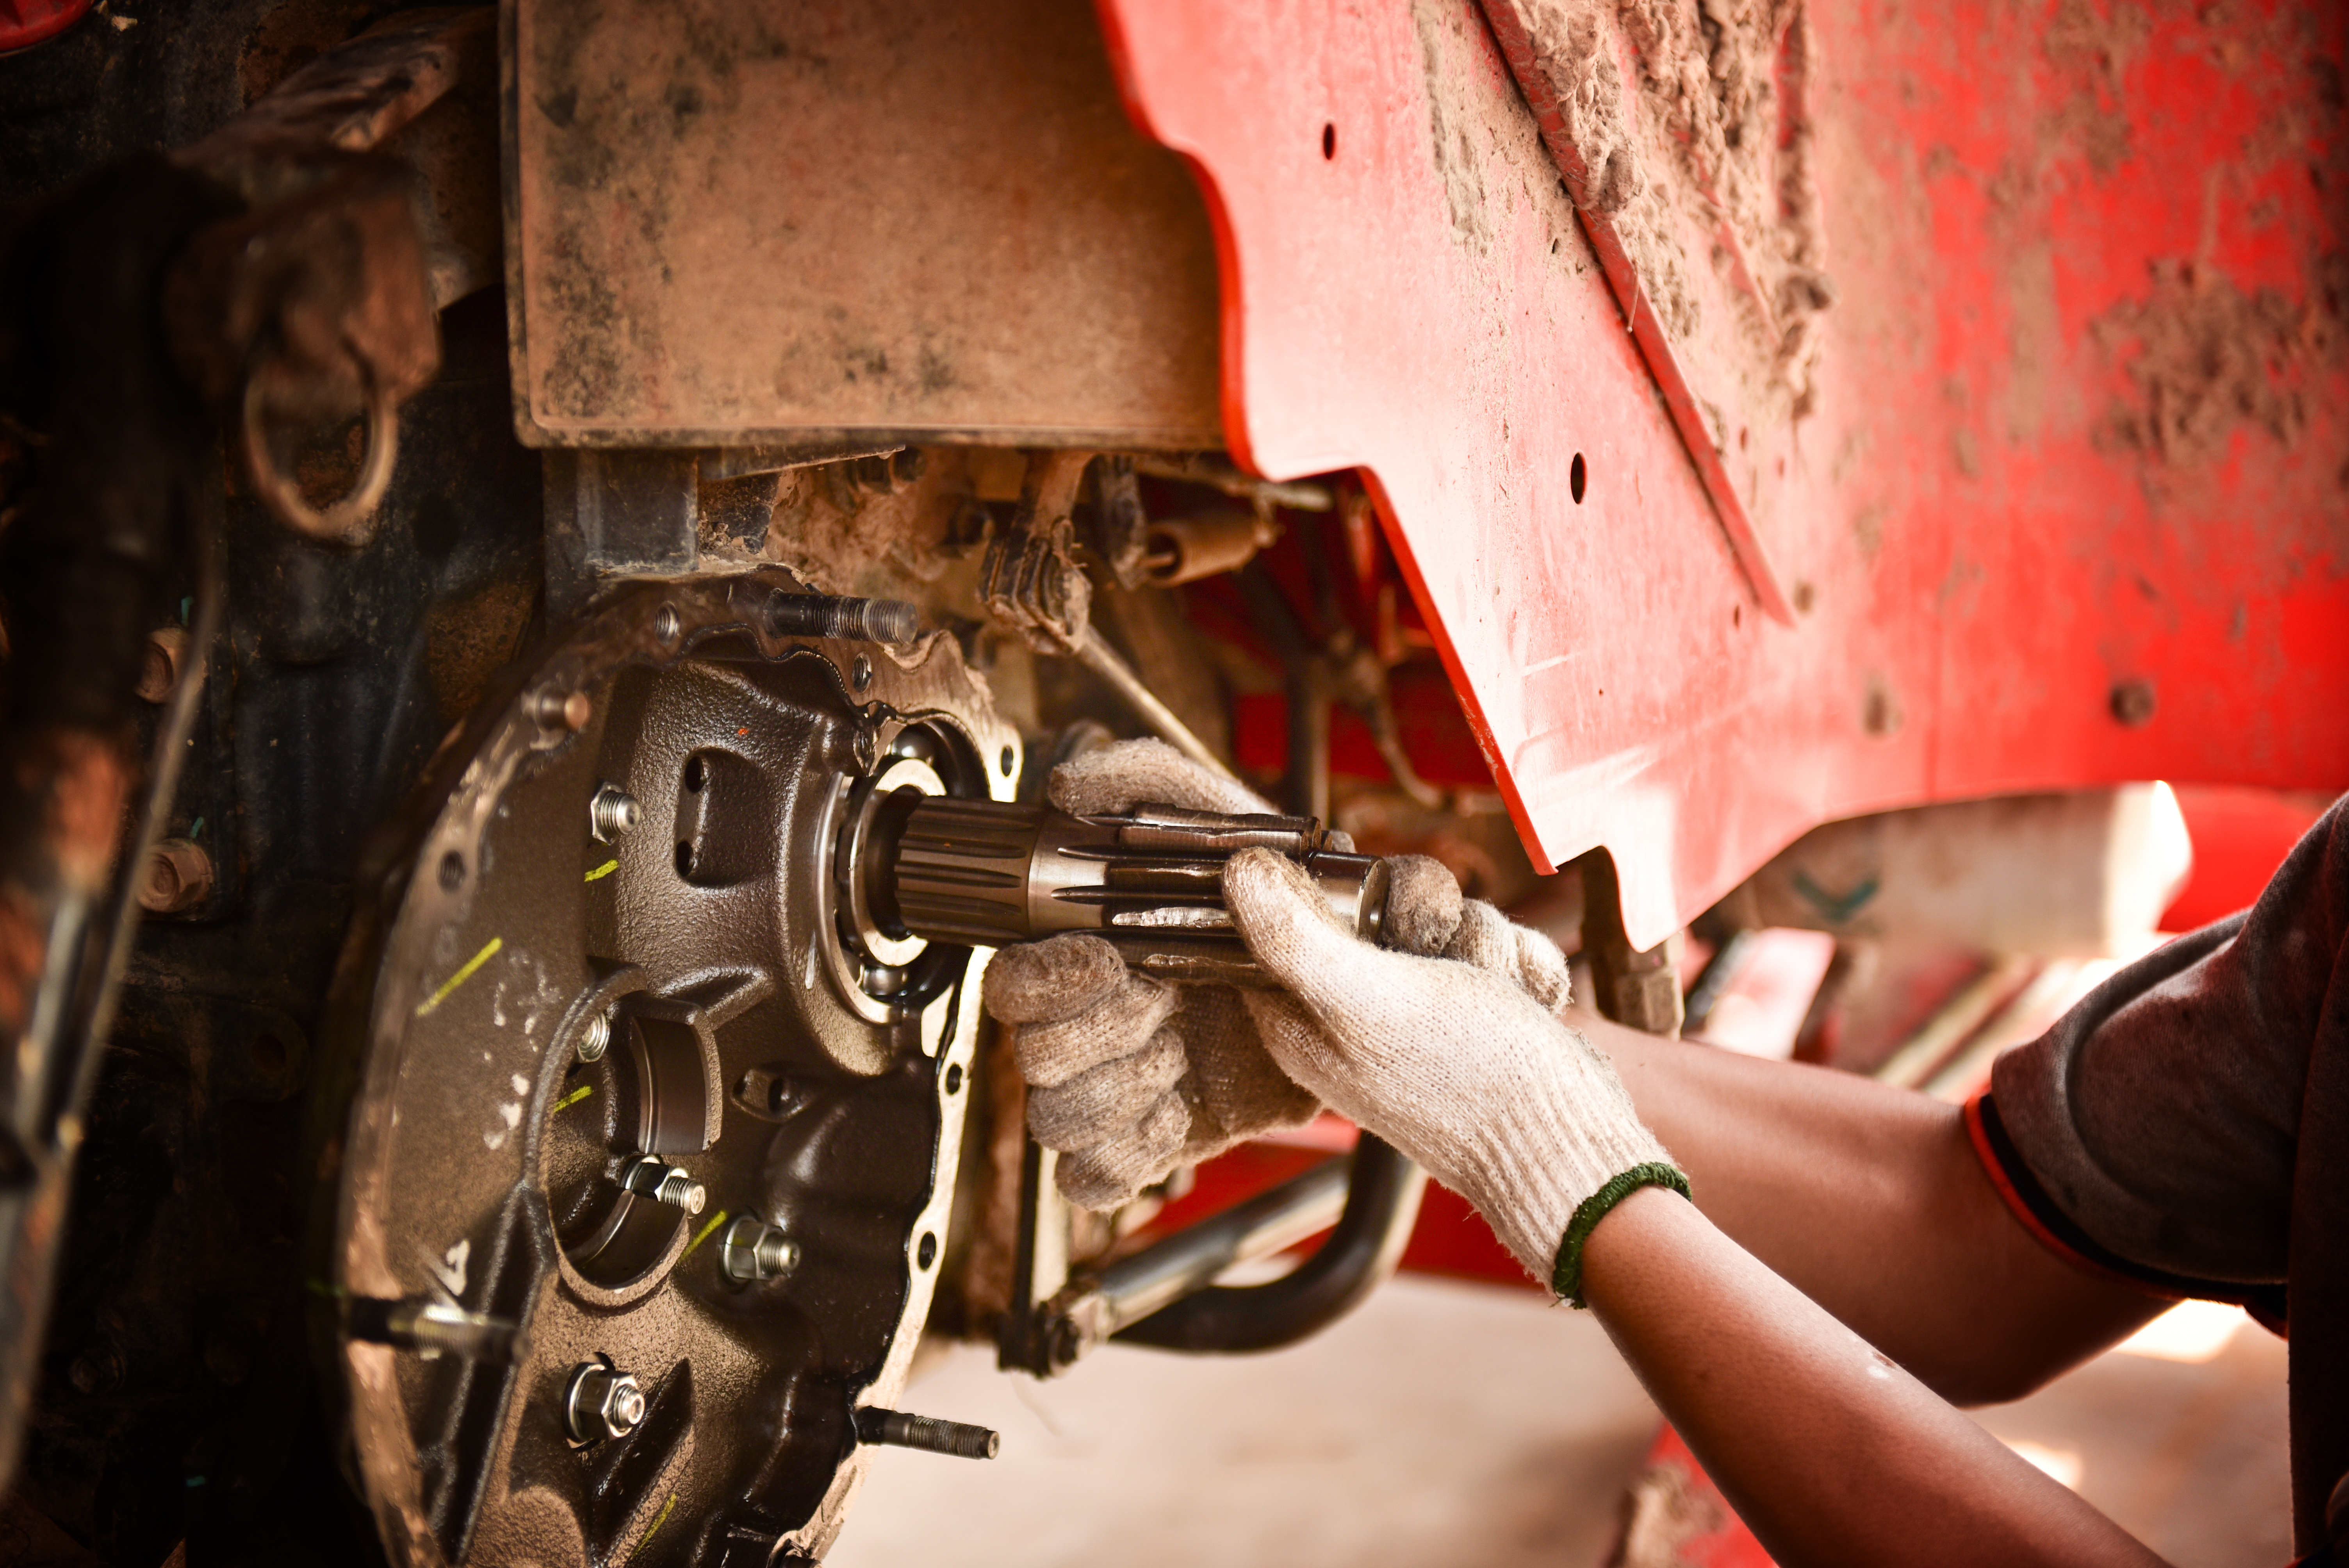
(985, 939), (1317, 1209)
(982, 739), (1576, 1209)
(1225, 847), (1686, 1305)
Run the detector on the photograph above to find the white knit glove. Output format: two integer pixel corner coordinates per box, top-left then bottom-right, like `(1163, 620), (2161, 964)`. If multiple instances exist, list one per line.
(1226, 848), (1686, 1304)
(982, 739), (1577, 1210)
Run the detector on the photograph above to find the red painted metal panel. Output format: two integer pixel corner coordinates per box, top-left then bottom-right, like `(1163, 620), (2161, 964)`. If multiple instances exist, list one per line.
(1096, 0), (2349, 946)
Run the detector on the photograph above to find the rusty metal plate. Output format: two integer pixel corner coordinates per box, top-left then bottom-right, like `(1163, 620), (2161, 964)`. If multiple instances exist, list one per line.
(503, 0), (1222, 449)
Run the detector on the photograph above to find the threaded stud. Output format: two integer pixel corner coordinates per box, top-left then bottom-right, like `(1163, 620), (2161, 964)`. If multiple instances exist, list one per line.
(720, 1215), (800, 1283)
(620, 1155), (705, 1215)
(763, 591), (920, 647)
(854, 1406), (999, 1460)
(590, 782), (641, 842)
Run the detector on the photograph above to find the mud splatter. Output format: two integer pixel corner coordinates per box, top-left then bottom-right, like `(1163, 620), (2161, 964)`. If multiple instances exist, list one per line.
(2092, 257), (2346, 465)
(1485, 0), (1834, 425)
(1417, 4), (1498, 252)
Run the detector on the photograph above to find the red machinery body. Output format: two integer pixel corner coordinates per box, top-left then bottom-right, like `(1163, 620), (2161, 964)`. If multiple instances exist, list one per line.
(1101, 0), (2348, 946)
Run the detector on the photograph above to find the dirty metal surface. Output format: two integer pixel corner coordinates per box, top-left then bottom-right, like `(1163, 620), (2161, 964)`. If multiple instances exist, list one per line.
(331, 572), (1018, 1564)
(1098, 0), (2349, 946)
(503, 0), (1221, 450)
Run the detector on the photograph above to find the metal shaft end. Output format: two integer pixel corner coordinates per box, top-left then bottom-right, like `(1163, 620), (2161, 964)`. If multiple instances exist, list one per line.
(853, 1406), (999, 1460)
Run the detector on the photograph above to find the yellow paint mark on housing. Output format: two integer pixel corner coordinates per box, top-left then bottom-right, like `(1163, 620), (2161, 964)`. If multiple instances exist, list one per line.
(585, 859), (619, 883)
(415, 937), (502, 1017)
(680, 1209), (729, 1263)
(638, 1493), (677, 1554)
(554, 1083), (596, 1114)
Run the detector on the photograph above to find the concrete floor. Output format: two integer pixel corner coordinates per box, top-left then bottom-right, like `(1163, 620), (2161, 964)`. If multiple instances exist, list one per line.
(829, 1278), (2290, 1568)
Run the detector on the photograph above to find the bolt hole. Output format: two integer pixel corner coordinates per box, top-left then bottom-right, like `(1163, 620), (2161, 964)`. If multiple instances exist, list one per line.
(674, 841), (695, 878)
(1321, 121), (1335, 159)
(852, 653), (873, 693)
(917, 1232), (937, 1270)
(438, 851), (465, 890)
(654, 605), (681, 645)
(944, 1062), (963, 1094)
(684, 755), (706, 793)
(1569, 453), (1587, 504)
(998, 745), (1015, 777)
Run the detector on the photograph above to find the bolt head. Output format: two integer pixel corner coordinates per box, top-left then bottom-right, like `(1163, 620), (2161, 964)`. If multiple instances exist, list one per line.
(136, 627), (188, 704)
(139, 839), (213, 914)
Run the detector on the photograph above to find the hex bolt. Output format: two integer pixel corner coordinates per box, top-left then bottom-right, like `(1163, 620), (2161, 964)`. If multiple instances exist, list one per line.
(138, 838), (213, 914)
(575, 1010), (612, 1064)
(589, 782), (642, 842)
(719, 1215), (800, 1284)
(135, 627), (189, 704)
(620, 1155), (705, 1215)
(565, 1361), (647, 1443)
(853, 1406), (999, 1460)
(533, 687), (592, 731)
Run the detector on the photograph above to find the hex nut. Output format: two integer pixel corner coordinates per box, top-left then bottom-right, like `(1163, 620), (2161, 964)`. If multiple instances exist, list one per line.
(139, 838), (213, 914)
(565, 1362), (646, 1443)
(576, 1010), (612, 1064)
(135, 627), (189, 704)
(720, 1215), (800, 1284)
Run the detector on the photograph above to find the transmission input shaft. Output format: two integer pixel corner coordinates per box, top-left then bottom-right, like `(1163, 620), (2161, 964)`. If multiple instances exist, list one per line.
(860, 796), (1390, 983)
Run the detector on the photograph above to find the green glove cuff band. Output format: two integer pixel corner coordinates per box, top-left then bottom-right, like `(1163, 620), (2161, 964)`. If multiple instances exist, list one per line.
(1549, 1162), (1692, 1308)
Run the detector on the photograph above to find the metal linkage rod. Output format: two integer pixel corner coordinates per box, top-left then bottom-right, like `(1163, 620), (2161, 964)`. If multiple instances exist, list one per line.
(1071, 624), (1239, 783)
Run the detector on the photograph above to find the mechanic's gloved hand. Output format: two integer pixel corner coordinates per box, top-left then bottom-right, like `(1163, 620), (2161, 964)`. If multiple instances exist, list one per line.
(984, 936), (1317, 1209)
(984, 739), (1311, 1211)
(1225, 848), (1686, 1304)
(982, 738), (1579, 1211)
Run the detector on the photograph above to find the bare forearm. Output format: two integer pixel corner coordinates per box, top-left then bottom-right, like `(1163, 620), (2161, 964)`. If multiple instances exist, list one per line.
(1583, 1188), (2171, 1568)
(1577, 1012), (2162, 1401)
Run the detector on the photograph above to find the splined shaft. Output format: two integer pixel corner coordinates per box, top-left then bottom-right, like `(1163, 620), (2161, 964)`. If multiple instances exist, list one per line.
(873, 797), (1390, 983)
